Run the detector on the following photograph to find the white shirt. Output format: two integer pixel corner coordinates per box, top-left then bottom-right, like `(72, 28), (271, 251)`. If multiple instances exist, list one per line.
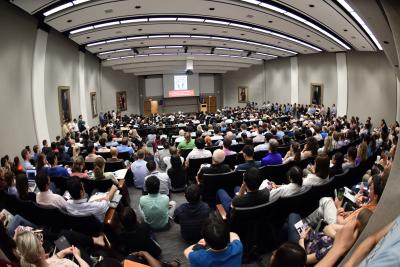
(269, 183), (302, 202)
(36, 190), (68, 210)
(303, 173), (328, 186)
(253, 134), (265, 143)
(164, 156), (184, 171)
(66, 198), (109, 222)
(143, 171), (171, 195)
(254, 143), (269, 152)
(186, 148), (212, 164)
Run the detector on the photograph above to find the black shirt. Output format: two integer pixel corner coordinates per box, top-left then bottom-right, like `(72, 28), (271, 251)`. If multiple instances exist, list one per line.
(232, 188), (270, 208)
(198, 163), (231, 183)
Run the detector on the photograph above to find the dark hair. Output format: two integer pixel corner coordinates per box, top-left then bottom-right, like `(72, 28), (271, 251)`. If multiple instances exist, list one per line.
(99, 138), (106, 147)
(120, 207), (138, 230)
(288, 166), (303, 187)
(201, 217), (230, 250)
(242, 145), (254, 158)
(265, 132), (273, 142)
(244, 167), (261, 191)
(137, 149), (145, 159)
(195, 138), (205, 149)
(36, 172), (50, 192)
(93, 157), (105, 179)
(87, 142), (95, 154)
(68, 177), (84, 200)
(315, 153), (330, 179)
(4, 171), (15, 187)
(21, 149), (29, 160)
(46, 152), (57, 166)
(170, 155), (183, 170)
(15, 174), (29, 200)
(306, 137), (319, 156)
(223, 138), (232, 149)
(146, 160), (157, 172)
(270, 242), (306, 267)
(347, 146), (357, 160)
(185, 184), (200, 203)
(371, 174), (386, 201)
(146, 175), (160, 194)
(36, 153), (47, 172)
(291, 142), (301, 162)
(333, 152), (344, 166)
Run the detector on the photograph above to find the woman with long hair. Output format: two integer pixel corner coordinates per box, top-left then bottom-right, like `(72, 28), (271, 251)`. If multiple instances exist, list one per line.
(283, 142), (301, 164)
(93, 157), (118, 185)
(35, 153), (48, 173)
(70, 156), (89, 179)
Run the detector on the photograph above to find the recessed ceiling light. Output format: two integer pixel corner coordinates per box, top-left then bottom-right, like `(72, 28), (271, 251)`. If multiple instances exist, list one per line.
(395, 65), (399, 68)
(309, 4), (315, 7)
(135, 5), (141, 9)
(99, 48), (102, 50)
(344, 29), (348, 32)
(104, 9), (113, 13)
(383, 41), (389, 44)
(86, 36), (90, 39)
(361, 46), (365, 48)
(183, 41), (186, 43)
(268, 20), (273, 23)
(240, 33), (245, 36)
(193, 28), (197, 30)
(304, 50), (307, 52)
(67, 19), (72, 23)
(209, 7), (215, 10)
(331, 47), (334, 49)
(246, 14), (254, 18)
(223, 43), (226, 45)
(140, 42), (144, 44)
(306, 35), (310, 37)
(138, 29), (142, 31)
(277, 41), (281, 44)
(116, 31), (122, 34)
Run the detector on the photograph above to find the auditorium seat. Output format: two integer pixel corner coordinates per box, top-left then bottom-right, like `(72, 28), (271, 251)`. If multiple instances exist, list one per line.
(259, 162), (293, 184)
(50, 176), (70, 195)
(201, 171), (242, 206)
(97, 152), (112, 159)
(82, 178), (114, 195)
(187, 157), (212, 181)
(117, 151), (131, 161)
(223, 154), (238, 169)
(105, 161), (125, 172)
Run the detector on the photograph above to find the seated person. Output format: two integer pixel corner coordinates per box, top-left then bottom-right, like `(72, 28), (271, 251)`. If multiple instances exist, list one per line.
(36, 172), (67, 209)
(66, 177), (118, 222)
(97, 137), (110, 153)
(282, 142), (302, 164)
(197, 149), (231, 184)
(70, 156), (89, 179)
(217, 167), (269, 214)
(85, 142), (103, 163)
(236, 145), (261, 171)
(254, 132), (273, 152)
(143, 161), (171, 195)
(177, 132), (195, 150)
(185, 138), (212, 167)
(329, 152), (344, 177)
(117, 137), (134, 156)
(163, 146), (184, 171)
(174, 184), (210, 243)
(14, 174), (35, 203)
(184, 217), (243, 267)
(221, 137), (236, 156)
(261, 139), (283, 166)
(107, 147), (124, 163)
(130, 149), (148, 189)
(139, 176), (176, 231)
(116, 207), (162, 258)
(21, 148), (34, 171)
(4, 171), (17, 196)
(342, 146), (357, 172)
(167, 155), (186, 191)
(46, 152), (69, 177)
(261, 166), (304, 201)
(270, 242), (306, 267)
(301, 137), (319, 159)
(303, 154), (330, 186)
(93, 157), (118, 185)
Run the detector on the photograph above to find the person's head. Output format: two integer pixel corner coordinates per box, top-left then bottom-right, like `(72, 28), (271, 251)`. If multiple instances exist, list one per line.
(265, 132), (273, 143)
(242, 145), (254, 160)
(15, 231), (46, 267)
(201, 217), (230, 250)
(315, 153), (330, 179)
(243, 167), (261, 191)
(15, 174), (29, 200)
(120, 207), (138, 230)
(184, 132), (191, 142)
(146, 160), (157, 172)
(357, 142), (368, 162)
(121, 137), (128, 146)
(347, 146), (357, 161)
(93, 157), (106, 178)
(305, 137), (319, 156)
(36, 171), (50, 192)
(95, 258), (123, 267)
(270, 242), (306, 267)
(46, 152), (57, 166)
(287, 166), (303, 187)
(269, 139), (279, 153)
(110, 147), (118, 158)
(324, 136), (333, 151)
(368, 174), (386, 202)
(99, 138), (106, 147)
(72, 145), (80, 158)
(212, 149), (225, 164)
(169, 146), (178, 156)
(36, 153), (47, 171)
(170, 154), (183, 170)
(195, 138), (205, 149)
(204, 136), (212, 147)
(146, 175), (160, 194)
(33, 145), (39, 154)
(137, 149), (145, 160)
(71, 156), (85, 173)
(332, 152), (344, 167)
(291, 142), (301, 162)
(185, 184), (201, 204)
(68, 177), (85, 200)
(87, 142), (95, 154)
(21, 149), (30, 161)
(42, 139), (48, 147)
(4, 171), (15, 187)
(223, 137), (232, 150)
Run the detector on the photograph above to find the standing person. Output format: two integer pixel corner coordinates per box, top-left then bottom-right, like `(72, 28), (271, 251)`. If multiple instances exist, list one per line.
(78, 115), (87, 132)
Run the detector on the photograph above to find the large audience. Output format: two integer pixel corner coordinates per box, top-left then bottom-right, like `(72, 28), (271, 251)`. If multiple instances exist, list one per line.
(0, 101), (398, 267)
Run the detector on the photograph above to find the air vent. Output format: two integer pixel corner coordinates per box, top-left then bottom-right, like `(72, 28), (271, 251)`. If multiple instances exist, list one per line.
(104, 9), (113, 13)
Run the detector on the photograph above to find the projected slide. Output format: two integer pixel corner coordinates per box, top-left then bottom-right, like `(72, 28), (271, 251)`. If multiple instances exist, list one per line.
(174, 75), (187, 90)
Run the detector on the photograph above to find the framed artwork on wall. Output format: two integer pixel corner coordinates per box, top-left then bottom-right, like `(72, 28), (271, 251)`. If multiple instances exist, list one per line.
(58, 86), (72, 124)
(90, 92), (98, 117)
(238, 86), (248, 103)
(310, 83), (323, 105)
(116, 91), (127, 111)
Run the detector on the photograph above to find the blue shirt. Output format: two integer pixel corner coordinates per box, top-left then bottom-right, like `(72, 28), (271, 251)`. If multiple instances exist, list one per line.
(261, 152), (282, 166)
(359, 216), (400, 267)
(130, 159), (148, 188)
(321, 132), (328, 139)
(189, 239), (243, 267)
(236, 160), (261, 171)
(117, 144), (134, 156)
(46, 166), (69, 177)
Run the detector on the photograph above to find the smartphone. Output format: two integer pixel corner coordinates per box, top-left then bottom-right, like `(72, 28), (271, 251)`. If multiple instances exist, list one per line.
(337, 188), (345, 201)
(54, 236), (71, 251)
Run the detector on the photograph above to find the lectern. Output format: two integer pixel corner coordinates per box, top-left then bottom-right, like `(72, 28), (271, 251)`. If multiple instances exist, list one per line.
(199, 103), (207, 112)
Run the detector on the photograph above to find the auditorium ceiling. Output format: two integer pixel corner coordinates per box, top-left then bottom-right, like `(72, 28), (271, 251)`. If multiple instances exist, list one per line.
(10, 0), (394, 75)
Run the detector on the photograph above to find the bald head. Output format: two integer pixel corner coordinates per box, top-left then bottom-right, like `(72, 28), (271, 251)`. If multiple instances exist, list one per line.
(212, 149), (225, 164)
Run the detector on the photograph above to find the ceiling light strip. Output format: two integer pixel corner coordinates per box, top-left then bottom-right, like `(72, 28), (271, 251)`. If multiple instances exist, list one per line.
(336, 0), (382, 50)
(43, 0), (92, 17)
(105, 53), (264, 61)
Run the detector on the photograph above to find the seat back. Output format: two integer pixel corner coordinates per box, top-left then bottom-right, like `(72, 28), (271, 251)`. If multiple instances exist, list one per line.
(254, 150), (267, 161)
(260, 162), (293, 184)
(206, 146), (220, 154)
(278, 186), (314, 218)
(295, 156), (315, 169)
(276, 145), (290, 158)
(60, 209), (103, 237)
(179, 149), (192, 160)
(84, 161), (94, 171)
(118, 152), (131, 161)
(97, 152), (111, 159)
(187, 157), (212, 181)
(223, 154), (238, 169)
(201, 171), (242, 206)
(82, 178), (114, 195)
(105, 161), (125, 172)
(31, 203), (64, 229)
(231, 144), (244, 153)
(50, 176), (70, 195)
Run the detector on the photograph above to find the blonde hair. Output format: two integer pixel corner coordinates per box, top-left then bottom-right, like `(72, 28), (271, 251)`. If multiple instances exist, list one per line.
(72, 156), (85, 173)
(93, 157), (106, 179)
(358, 142), (368, 162)
(110, 147), (118, 157)
(323, 136), (333, 153)
(72, 145), (81, 160)
(16, 231), (40, 267)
